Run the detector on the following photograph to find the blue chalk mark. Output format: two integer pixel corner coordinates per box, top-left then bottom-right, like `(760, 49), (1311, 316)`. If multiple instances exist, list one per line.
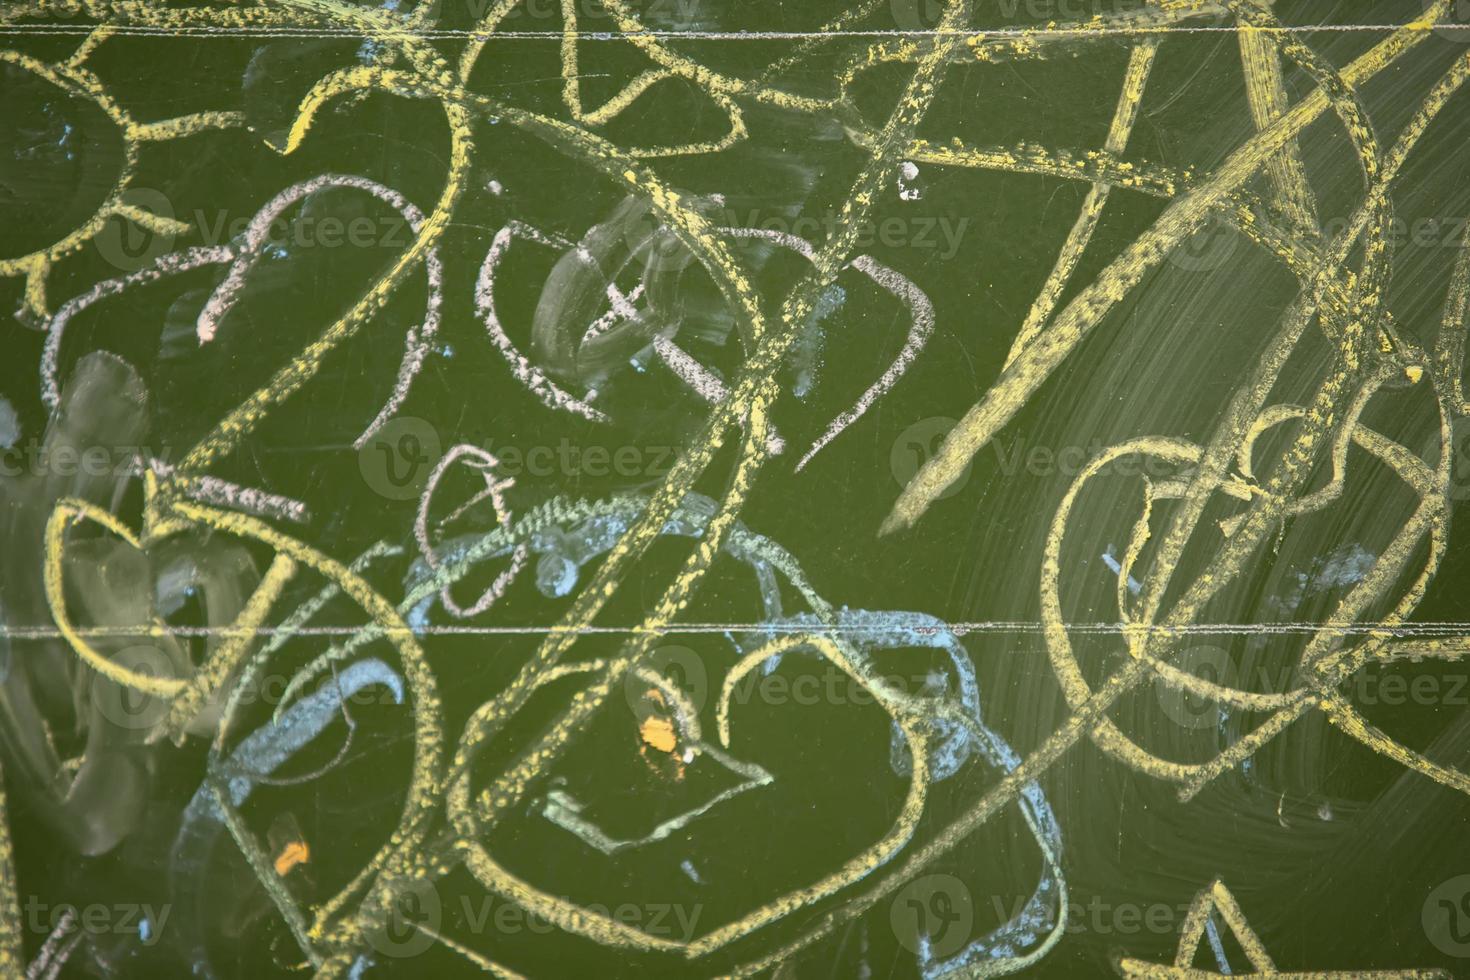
(1205, 916), (1232, 974)
(1102, 546), (1142, 595)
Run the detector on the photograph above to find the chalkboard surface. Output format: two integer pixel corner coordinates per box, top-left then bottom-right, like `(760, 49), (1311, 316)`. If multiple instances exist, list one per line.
(3, 1), (1470, 977)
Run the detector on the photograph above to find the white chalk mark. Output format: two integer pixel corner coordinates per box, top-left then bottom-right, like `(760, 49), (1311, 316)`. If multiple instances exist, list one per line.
(147, 458), (310, 524)
(721, 227), (934, 470)
(475, 222), (610, 422)
(582, 281), (644, 345)
(187, 174), (443, 450)
(653, 336), (785, 455)
(653, 334), (727, 402)
(41, 246), (234, 411)
(43, 174), (440, 455)
(898, 160), (923, 201)
(415, 444), (528, 619)
(798, 254), (934, 469)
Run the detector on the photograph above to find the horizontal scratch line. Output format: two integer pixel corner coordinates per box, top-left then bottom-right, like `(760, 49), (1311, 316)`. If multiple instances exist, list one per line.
(0, 25), (1456, 40)
(3, 621), (1470, 639)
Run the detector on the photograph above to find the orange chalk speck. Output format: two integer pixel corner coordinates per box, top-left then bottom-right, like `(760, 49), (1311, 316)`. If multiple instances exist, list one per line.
(274, 840), (310, 877)
(639, 715), (678, 754)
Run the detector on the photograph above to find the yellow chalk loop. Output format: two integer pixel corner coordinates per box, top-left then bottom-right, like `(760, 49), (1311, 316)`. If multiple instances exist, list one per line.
(44, 497), (188, 699)
(155, 551), (299, 745)
(0, 47), (244, 321)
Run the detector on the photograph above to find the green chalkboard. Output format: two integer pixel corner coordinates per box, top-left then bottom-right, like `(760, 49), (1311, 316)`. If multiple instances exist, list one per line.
(3, 1), (1470, 977)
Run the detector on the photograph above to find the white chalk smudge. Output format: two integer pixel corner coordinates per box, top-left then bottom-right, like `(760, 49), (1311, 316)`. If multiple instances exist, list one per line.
(0, 397), (19, 450)
(898, 160), (923, 201)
